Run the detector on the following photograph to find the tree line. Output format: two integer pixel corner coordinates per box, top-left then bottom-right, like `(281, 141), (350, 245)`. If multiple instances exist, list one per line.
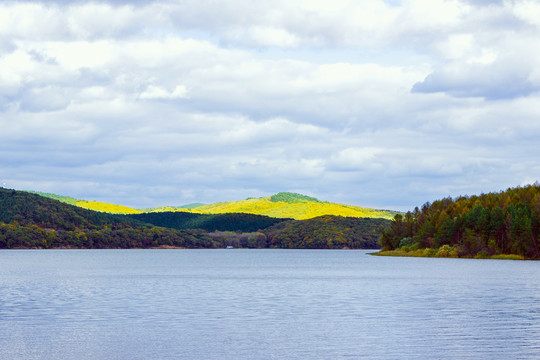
(379, 184), (540, 258)
(127, 211), (289, 233)
(264, 215), (388, 249)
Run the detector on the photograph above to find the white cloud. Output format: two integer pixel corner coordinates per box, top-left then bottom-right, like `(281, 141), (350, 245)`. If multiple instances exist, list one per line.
(328, 147), (383, 172)
(513, 0), (540, 28)
(245, 27), (301, 48)
(434, 34), (474, 60)
(139, 85), (188, 100)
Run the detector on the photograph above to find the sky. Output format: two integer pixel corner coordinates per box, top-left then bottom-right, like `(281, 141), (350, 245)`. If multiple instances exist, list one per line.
(1, 0), (539, 211)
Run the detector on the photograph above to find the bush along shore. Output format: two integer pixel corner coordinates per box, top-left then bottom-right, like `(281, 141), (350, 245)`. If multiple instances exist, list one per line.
(372, 244), (525, 260)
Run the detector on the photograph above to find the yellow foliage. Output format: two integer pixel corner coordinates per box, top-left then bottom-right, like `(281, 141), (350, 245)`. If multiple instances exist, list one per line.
(75, 201), (142, 214)
(68, 194), (396, 220)
(193, 197), (395, 220)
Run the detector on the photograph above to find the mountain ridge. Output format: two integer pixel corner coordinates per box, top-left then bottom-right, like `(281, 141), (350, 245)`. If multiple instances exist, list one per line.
(27, 190), (399, 220)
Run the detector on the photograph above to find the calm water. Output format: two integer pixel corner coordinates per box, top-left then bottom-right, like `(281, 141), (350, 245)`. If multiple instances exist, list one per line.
(1, 249), (539, 360)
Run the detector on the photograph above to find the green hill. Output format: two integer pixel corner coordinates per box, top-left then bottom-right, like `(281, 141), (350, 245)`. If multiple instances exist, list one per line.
(0, 188), (214, 249)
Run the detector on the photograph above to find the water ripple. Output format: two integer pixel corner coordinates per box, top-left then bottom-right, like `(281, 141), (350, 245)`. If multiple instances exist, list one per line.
(1, 249), (539, 359)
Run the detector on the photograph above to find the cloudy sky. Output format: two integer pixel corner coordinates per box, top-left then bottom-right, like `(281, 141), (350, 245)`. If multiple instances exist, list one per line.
(1, 0), (539, 211)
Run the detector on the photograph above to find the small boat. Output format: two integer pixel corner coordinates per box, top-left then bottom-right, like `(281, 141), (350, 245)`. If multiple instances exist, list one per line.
(226, 246), (234, 249)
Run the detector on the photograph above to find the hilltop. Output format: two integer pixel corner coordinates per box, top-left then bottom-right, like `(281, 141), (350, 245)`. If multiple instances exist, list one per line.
(27, 191), (399, 220)
(180, 192), (398, 220)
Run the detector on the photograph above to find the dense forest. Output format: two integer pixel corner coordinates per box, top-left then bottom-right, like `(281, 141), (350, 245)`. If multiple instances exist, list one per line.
(0, 188), (388, 249)
(379, 184), (540, 259)
(196, 216), (390, 249)
(263, 215), (389, 249)
(127, 211), (289, 232)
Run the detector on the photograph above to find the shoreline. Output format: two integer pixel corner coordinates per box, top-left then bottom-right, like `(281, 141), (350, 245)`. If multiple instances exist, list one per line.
(371, 249), (527, 260)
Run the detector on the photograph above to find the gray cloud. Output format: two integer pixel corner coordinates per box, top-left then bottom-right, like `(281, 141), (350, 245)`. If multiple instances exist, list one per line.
(411, 62), (539, 100)
(18, 86), (72, 112)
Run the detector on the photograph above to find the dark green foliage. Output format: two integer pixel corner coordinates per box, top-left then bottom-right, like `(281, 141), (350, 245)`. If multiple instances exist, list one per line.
(0, 188), (143, 230)
(127, 212), (289, 232)
(206, 231), (268, 249)
(0, 223), (215, 249)
(263, 215), (390, 249)
(379, 184), (540, 259)
(269, 192), (321, 203)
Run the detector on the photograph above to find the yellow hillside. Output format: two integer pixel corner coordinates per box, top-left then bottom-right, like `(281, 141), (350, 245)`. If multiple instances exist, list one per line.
(33, 190), (397, 219)
(75, 200), (142, 214)
(194, 197), (395, 220)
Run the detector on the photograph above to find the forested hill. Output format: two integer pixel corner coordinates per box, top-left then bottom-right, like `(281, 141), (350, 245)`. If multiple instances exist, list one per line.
(128, 211), (390, 249)
(1, 188), (142, 230)
(263, 216), (389, 249)
(379, 184), (540, 259)
(0, 188), (215, 249)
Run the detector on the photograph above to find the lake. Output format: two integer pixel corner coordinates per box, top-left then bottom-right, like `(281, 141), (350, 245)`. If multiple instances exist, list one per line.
(1, 249), (539, 359)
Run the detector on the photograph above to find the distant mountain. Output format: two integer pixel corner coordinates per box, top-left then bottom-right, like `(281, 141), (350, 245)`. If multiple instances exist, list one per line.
(27, 190), (399, 220)
(178, 203), (206, 209)
(193, 192), (398, 220)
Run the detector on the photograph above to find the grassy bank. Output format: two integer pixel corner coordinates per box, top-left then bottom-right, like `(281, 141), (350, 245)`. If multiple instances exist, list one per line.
(372, 244), (526, 260)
